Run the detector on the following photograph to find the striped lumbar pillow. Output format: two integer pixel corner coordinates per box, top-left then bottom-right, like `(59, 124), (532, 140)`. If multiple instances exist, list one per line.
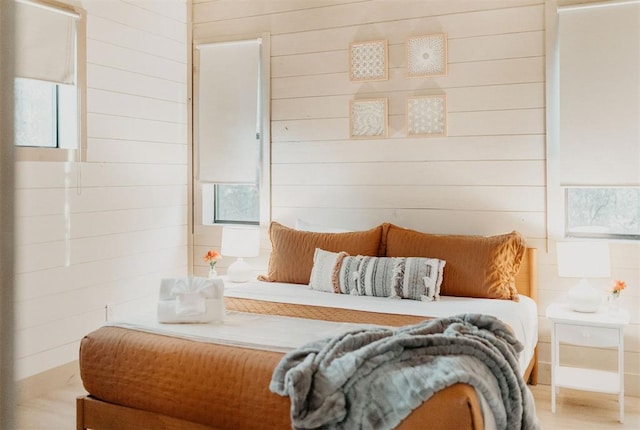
(310, 249), (446, 301)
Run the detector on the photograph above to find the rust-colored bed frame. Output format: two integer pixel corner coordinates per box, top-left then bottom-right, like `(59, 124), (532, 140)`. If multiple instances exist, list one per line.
(77, 249), (538, 430)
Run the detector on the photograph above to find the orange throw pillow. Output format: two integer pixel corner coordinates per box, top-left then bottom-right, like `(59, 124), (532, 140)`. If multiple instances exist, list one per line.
(384, 224), (525, 300)
(258, 222), (384, 285)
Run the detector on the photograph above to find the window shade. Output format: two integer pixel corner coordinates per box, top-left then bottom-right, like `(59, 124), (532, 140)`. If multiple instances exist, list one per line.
(197, 39), (261, 184)
(15, 0), (78, 85)
(558, 1), (640, 186)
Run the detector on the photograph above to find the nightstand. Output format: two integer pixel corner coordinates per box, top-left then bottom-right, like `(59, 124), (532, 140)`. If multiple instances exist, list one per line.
(546, 302), (630, 423)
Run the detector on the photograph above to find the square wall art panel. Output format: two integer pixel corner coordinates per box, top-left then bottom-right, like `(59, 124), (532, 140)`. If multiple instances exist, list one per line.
(349, 39), (388, 82)
(406, 34), (447, 78)
(350, 98), (388, 139)
(407, 95), (447, 137)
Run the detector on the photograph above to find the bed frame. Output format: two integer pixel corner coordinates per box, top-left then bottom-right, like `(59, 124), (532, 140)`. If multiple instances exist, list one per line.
(77, 248), (538, 430)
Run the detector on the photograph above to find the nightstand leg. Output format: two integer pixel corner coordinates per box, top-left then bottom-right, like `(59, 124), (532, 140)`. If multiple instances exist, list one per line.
(551, 377), (556, 413)
(551, 323), (556, 414)
(619, 330), (624, 423)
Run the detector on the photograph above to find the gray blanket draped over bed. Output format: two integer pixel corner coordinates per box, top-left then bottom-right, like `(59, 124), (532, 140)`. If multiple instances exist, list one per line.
(270, 313), (539, 430)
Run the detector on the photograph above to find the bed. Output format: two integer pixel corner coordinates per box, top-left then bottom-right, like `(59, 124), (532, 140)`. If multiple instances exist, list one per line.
(77, 222), (539, 430)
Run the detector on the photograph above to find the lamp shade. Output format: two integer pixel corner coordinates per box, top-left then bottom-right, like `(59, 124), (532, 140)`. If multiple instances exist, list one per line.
(557, 241), (610, 312)
(556, 241), (610, 278)
(221, 227), (260, 258)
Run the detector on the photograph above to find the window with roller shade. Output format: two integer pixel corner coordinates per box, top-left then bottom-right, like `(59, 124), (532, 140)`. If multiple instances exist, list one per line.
(195, 37), (270, 225)
(558, 1), (640, 239)
(13, 0), (82, 155)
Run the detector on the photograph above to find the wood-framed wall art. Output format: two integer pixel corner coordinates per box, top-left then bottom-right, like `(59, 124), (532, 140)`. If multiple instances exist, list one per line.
(349, 39), (388, 82)
(406, 33), (447, 78)
(406, 94), (447, 137)
(349, 98), (388, 139)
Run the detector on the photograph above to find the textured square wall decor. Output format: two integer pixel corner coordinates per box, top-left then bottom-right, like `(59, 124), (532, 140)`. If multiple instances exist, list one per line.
(407, 95), (447, 137)
(350, 98), (388, 139)
(406, 34), (447, 77)
(349, 40), (388, 82)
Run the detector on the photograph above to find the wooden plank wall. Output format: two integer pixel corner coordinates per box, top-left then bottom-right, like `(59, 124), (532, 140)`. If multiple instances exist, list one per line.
(14, 0), (189, 380)
(203, 0), (546, 242)
(192, 0), (546, 267)
(193, 0), (638, 394)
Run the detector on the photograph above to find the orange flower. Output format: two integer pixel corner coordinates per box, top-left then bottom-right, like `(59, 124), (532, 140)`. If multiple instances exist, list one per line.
(612, 280), (627, 294)
(204, 250), (221, 268)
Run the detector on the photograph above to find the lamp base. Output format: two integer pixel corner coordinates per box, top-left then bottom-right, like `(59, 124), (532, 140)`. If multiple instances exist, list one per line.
(227, 258), (253, 283)
(568, 279), (603, 313)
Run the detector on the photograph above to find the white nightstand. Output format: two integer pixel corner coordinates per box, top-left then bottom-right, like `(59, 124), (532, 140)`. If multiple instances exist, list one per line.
(546, 302), (630, 423)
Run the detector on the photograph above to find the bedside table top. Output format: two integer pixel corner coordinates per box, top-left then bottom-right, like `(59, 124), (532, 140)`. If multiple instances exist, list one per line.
(545, 302), (630, 327)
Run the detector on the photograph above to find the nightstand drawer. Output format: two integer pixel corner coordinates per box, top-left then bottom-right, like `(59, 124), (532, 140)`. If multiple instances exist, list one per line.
(556, 323), (619, 348)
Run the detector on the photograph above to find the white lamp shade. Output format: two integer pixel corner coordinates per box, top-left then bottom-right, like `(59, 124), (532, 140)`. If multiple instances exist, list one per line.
(557, 241), (610, 312)
(221, 227), (260, 258)
(556, 241), (610, 278)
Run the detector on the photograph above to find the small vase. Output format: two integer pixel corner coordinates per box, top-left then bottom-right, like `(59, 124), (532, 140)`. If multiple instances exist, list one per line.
(608, 293), (621, 316)
(208, 267), (218, 279)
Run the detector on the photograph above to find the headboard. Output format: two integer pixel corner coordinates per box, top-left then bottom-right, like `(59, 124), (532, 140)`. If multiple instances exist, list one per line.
(515, 248), (537, 301)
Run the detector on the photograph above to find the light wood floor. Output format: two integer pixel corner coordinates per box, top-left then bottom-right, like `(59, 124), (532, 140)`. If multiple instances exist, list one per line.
(16, 381), (640, 429)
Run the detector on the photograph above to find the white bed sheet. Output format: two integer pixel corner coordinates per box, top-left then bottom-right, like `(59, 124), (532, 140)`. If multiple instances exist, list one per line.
(224, 280), (538, 376)
(108, 310), (379, 353)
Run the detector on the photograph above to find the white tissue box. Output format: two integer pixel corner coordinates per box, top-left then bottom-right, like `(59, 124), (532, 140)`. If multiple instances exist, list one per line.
(157, 277), (225, 324)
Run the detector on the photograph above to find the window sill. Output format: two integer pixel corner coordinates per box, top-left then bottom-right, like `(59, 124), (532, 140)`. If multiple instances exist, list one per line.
(15, 147), (78, 162)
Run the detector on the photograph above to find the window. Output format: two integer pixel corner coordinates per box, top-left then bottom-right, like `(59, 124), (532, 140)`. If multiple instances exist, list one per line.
(14, 78), (56, 148)
(555, 1), (640, 240)
(196, 36), (270, 226)
(214, 184), (259, 225)
(566, 188), (640, 240)
(14, 77), (77, 148)
(14, 0), (83, 158)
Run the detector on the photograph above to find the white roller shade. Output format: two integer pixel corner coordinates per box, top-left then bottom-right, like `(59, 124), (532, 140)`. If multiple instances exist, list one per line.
(197, 39), (261, 184)
(15, 0), (78, 85)
(559, 1), (640, 186)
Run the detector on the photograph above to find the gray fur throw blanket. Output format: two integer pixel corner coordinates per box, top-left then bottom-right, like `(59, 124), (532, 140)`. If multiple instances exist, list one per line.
(270, 313), (539, 430)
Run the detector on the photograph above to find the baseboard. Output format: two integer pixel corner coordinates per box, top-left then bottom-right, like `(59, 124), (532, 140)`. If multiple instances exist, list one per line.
(17, 360), (81, 402)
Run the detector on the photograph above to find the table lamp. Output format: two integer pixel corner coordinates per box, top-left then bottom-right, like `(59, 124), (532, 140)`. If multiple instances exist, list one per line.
(556, 241), (610, 312)
(221, 226), (260, 283)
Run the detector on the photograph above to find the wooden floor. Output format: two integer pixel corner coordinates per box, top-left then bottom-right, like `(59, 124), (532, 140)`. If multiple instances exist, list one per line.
(16, 381), (640, 429)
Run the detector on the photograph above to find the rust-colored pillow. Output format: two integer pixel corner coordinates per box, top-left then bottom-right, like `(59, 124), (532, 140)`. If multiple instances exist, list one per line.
(384, 224), (525, 300)
(258, 222), (384, 285)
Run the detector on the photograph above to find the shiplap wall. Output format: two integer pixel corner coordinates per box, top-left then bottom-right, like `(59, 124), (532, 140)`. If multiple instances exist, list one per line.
(14, 0), (188, 380)
(192, 0), (546, 268)
(193, 0), (639, 395)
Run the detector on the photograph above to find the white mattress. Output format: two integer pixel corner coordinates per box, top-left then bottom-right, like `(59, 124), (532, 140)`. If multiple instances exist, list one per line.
(224, 280), (538, 375)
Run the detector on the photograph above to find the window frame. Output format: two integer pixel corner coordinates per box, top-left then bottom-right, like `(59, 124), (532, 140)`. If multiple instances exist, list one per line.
(14, 0), (86, 163)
